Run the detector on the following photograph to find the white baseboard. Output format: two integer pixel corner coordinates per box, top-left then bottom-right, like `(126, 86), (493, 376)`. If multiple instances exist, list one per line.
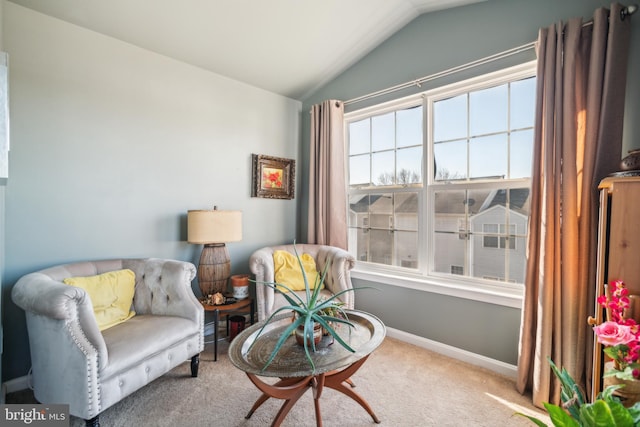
(3, 374), (30, 394)
(386, 326), (518, 379)
(2, 329), (517, 395)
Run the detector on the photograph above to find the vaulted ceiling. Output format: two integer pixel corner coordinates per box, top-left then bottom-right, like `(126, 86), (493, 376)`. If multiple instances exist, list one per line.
(8, 0), (486, 100)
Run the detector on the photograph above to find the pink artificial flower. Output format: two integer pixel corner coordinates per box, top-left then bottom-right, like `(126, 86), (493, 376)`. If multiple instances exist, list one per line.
(593, 321), (636, 346)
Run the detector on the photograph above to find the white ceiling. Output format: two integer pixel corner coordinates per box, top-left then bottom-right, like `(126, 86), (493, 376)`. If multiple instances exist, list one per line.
(8, 0), (485, 100)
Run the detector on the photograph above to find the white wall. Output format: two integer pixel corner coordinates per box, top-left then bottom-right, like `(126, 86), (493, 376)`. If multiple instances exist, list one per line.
(2, 2), (301, 380)
(0, 0), (5, 402)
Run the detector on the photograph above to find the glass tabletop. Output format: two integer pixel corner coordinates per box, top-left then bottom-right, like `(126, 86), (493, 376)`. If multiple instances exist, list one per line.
(228, 309), (386, 377)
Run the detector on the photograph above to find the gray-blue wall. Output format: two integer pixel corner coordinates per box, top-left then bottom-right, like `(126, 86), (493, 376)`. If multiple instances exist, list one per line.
(1, 2), (302, 381)
(301, 0), (640, 365)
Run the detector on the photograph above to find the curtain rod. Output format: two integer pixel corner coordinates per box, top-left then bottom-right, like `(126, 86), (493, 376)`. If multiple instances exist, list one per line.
(343, 4), (636, 108)
(343, 42), (535, 107)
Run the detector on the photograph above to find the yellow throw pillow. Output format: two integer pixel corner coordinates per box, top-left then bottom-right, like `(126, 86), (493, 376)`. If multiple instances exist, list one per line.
(273, 250), (320, 293)
(63, 269), (136, 331)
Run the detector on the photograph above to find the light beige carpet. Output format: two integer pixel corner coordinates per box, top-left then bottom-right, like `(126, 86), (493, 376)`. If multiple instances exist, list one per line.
(7, 337), (550, 426)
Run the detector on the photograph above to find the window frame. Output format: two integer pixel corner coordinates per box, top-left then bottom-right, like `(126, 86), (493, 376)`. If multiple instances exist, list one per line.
(346, 61), (536, 308)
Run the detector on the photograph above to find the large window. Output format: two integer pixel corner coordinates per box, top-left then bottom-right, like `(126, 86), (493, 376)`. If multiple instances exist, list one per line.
(346, 63), (536, 292)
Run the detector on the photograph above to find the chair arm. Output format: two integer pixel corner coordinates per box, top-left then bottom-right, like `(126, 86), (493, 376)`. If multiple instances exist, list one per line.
(249, 247), (277, 321)
(126, 259), (203, 326)
(315, 246), (356, 309)
(11, 272), (108, 369)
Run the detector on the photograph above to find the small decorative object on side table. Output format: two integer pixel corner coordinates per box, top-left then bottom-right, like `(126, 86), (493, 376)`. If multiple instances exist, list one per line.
(201, 297), (254, 361)
(230, 274), (250, 300)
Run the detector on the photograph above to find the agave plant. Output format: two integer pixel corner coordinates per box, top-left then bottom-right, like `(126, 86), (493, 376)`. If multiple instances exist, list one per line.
(249, 245), (359, 372)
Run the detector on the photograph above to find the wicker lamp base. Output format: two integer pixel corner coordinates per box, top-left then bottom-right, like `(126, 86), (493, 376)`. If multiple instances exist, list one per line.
(197, 243), (230, 296)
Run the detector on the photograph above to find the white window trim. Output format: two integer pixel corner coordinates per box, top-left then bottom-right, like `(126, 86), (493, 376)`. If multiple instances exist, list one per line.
(346, 61), (536, 309)
(351, 267), (524, 308)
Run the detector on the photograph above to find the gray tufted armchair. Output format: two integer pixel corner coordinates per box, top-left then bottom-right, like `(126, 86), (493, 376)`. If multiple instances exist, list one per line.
(249, 244), (356, 321)
(11, 258), (204, 427)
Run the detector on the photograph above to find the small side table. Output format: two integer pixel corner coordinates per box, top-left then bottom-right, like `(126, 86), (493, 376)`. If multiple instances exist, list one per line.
(201, 298), (255, 361)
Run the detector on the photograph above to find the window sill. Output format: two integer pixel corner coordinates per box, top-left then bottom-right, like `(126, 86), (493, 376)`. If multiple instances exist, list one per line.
(351, 267), (524, 309)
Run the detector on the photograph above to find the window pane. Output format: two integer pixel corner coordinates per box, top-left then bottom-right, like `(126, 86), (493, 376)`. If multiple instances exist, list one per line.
(396, 230), (418, 268)
(395, 192), (418, 231)
(466, 189), (489, 215)
(397, 106), (422, 148)
(433, 94), (467, 142)
(510, 129), (533, 179)
(469, 134), (507, 179)
(511, 77), (536, 130)
(472, 233), (507, 280)
(434, 231), (467, 274)
(509, 187), (531, 216)
(470, 85), (507, 136)
(349, 119), (370, 155)
(372, 112), (395, 152)
(484, 224), (499, 233)
(349, 194), (370, 228)
(349, 154), (370, 186)
(369, 229), (393, 265)
(509, 236), (527, 283)
(434, 140), (467, 181)
(372, 151), (395, 185)
(396, 146), (422, 184)
(484, 235), (499, 248)
(434, 190), (466, 228)
(369, 193), (392, 229)
(349, 226), (370, 262)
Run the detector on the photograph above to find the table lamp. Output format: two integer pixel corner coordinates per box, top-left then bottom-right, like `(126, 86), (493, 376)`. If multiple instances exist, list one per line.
(187, 207), (242, 297)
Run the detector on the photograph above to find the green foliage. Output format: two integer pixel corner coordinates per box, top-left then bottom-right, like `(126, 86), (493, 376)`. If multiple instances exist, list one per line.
(517, 358), (640, 426)
(249, 244), (364, 372)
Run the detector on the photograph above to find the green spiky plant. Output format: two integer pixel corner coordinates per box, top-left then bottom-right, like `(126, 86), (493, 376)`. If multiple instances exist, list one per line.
(517, 358), (640, 427)
(249, 244), (361, 372)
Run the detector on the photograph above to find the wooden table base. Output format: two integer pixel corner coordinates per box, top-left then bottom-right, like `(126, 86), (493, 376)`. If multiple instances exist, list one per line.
(244, 355), (380, 427)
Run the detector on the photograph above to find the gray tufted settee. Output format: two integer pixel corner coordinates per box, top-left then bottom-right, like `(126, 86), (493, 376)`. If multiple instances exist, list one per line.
(249, 244), (356, 322)
(11, 258), (204, 427)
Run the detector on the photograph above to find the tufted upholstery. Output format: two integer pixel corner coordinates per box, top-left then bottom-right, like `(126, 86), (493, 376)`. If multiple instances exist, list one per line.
(11, 258), (204, 425)
(249, 244), (356, 321)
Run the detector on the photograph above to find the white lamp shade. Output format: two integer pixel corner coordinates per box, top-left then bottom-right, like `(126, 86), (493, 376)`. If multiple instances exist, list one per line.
(187, 210), (242, 244)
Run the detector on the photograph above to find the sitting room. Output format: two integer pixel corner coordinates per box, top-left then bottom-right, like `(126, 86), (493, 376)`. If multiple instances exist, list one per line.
(1, 0), (640, 426)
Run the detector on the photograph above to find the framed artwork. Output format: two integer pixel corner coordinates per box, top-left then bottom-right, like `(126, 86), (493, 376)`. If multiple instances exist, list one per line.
(251, 154), (295, 200)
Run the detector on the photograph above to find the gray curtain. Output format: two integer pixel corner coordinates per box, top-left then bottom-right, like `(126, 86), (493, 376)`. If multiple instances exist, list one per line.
(517, 3), (631, 407)
(308, 100), (347, 249)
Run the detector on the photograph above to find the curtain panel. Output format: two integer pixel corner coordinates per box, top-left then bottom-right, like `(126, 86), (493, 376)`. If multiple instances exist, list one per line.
(517, 2), (631, 407)
(307, 100), (347, 249)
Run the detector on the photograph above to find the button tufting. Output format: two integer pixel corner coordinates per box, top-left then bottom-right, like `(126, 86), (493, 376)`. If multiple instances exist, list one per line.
(119, 380), (124, 387)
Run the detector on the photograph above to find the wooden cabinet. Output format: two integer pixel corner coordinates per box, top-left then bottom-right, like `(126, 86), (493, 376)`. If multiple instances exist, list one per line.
(591, 175), (640, 400)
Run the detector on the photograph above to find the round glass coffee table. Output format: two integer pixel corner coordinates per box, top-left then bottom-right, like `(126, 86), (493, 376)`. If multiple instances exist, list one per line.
(228, 309), (385, 426)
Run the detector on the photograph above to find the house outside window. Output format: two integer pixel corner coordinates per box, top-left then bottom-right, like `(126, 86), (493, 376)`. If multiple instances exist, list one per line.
(346, 62), (536, 296)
